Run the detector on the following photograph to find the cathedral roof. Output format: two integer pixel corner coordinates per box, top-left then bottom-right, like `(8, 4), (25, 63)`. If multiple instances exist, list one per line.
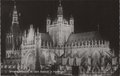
(67, 31), (102, 43)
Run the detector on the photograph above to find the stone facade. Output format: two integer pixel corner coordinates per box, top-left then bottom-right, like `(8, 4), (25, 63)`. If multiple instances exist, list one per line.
(46, 3), (74, 46)
(21, 25), (55, 70)
(1, 1), (118, 74)
(19, 2), (114, 72)
(1, 4), (22, 73)
(5, 4), (22, 65)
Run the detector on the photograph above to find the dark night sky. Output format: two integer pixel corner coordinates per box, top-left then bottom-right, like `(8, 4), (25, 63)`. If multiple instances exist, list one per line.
(1, 0), (119, 60)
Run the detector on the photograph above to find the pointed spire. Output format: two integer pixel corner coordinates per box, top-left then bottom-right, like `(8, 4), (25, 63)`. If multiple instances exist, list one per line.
(57, 0), (63, 16)
(24, 30), (27, 37)
(37, 28), (39, 35)
(70, 15), (73, 19)
(14, 0), (17, 10)
(12, 1), (19, 24)
(59, 0), (62, 6)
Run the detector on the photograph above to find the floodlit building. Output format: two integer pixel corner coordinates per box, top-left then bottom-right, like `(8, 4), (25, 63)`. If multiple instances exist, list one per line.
(2, 4), (22, 73)
(20, 1), (114, 72)
(1, 0), (118, 75)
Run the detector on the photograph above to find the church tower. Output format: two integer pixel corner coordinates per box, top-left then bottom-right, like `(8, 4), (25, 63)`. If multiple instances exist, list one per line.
(11, 2), (20, 34)
(6, 2), (22, 59)
(46, 0), (74, 46)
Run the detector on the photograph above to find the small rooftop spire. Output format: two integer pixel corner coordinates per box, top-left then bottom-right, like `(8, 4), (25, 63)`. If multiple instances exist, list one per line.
(47, 14), (50, 19)
(37, 28), (39, 35)
(70, 15), (73, 19)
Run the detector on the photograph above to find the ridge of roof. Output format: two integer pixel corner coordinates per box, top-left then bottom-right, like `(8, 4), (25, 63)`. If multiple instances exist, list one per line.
(67, 31), (102, 43)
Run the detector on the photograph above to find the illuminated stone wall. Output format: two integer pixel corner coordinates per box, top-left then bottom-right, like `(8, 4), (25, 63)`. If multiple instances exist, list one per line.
(46, 3), (74, 46)
(21, 25), (36, 70)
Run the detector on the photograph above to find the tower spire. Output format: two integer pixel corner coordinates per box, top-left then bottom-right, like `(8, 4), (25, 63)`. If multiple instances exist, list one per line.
(59, 0), (61, 6)
(12, 1), (19, 24)
(57, 0), (63, 16)
(11, 0), (20, 34)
